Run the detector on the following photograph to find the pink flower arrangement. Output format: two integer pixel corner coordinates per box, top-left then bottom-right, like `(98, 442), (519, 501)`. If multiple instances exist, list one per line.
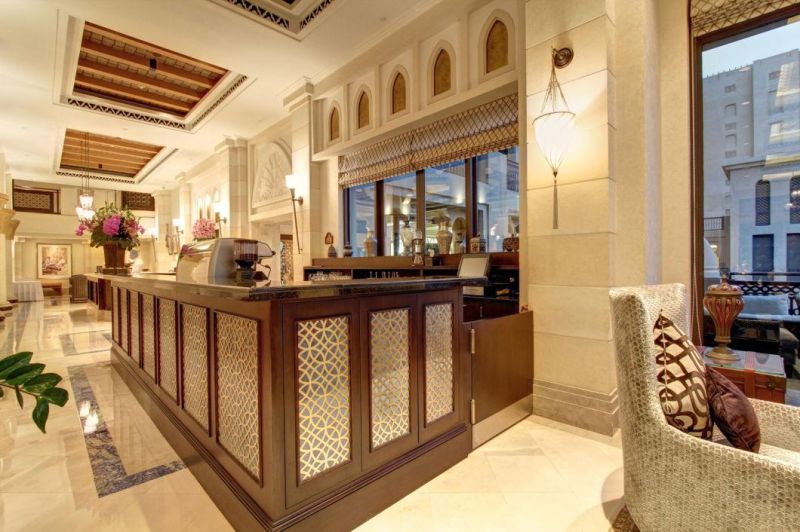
(192, 218), (216, 240)
(74, 203), (144, 250)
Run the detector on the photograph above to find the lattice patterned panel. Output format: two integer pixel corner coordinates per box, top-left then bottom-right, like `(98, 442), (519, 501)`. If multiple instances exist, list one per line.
(369, 309), (411, 449)
(158, 299), (178, 401)
(142, 295), (156, 379)
(120, 289), (129, 354)
(111, 288), (119, 344)
(690, 0), (796, 36)
(216, 312), (261, 480)
(296, 316), (351, 482)
(425, 303), (454, 424)
(182, 304), (209, 431)
(121, 191), (155, 211)
(130, 292), (140, 364)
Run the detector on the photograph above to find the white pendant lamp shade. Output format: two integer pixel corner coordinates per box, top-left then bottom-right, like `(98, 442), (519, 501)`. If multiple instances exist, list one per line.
(533, 110), (575, 176)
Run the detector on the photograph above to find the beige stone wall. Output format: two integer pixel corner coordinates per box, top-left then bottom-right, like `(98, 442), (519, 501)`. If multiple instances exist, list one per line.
(526, 0), (692, 434)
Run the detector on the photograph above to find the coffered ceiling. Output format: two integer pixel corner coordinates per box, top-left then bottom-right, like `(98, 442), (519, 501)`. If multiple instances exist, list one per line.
(59, 128), (164, 179)
(0, 0), (477, 192)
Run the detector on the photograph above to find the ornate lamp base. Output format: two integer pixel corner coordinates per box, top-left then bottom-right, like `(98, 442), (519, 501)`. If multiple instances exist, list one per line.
(706, 346), (741, 362)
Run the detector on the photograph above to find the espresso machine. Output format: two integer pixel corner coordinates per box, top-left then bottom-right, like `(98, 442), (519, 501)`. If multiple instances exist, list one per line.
(176, 238), (274, 284)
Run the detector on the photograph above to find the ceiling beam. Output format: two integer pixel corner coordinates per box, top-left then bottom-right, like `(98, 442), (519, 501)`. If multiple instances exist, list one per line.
(60, 155), (142, 171)
(84, 22), (228, 76)
(61, 147), (153, 167)
(64, 131), (162, 154)
(81, 39), (216, 89)
(74, 73), (193, 113)
(62, 141), (158, 161)
(60, 159), (140, 176)
(77, 58), (203, 101)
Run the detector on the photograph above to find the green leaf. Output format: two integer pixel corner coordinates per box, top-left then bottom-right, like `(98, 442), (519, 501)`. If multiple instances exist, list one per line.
(22, 373), (62, 393)
(5, 364), (45, 386)
(15, 386), (23, 408)
(32, 397), (49, 434)
(0, 387), (4, 398)
(41, 387), (69, 407)
(0, 352), (33, 379)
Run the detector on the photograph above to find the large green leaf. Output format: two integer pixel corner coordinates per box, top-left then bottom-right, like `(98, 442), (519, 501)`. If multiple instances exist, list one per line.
(22, 373), (62, 394)
(32, 397), (49, 434)
(0, 352), (33, 379)
(5, 364), (45, 386)
(15, 386), (23, 408)
(41, 387), (69, 407)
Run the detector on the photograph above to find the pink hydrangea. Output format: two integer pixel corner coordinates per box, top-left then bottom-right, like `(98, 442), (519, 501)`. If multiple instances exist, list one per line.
(192, 218), (216, 239)
(102, 214), (122, 236)
(75, 222), (88, 236)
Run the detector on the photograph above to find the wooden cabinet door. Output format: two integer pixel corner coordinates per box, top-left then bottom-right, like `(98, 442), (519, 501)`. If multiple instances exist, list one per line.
(470, 311), (533, 424)
(282, 299), (363, 507)
(359, 294), (419, 470)
(418, 289), (464, 443)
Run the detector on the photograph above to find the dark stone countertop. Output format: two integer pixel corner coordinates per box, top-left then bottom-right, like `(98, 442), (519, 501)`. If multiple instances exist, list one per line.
(100, 273), (486, 301)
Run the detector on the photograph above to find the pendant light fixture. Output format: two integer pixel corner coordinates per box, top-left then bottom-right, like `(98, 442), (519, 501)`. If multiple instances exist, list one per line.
(533, 47), (575, 230)
(76, 132), (95, 221)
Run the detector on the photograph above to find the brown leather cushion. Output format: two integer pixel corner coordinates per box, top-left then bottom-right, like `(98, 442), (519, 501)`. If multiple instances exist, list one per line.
(705, 366), (761, 452)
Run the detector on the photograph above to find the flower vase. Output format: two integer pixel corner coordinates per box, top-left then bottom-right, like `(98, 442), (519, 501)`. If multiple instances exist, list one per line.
(103, 244), (127, 274)
(364, 229), (377, 257)
(436, 219), (453, 255)
(400, 221), (414, 256)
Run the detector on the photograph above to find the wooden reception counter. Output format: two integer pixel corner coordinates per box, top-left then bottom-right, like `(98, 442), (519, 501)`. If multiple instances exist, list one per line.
(106, 273), (482, 531)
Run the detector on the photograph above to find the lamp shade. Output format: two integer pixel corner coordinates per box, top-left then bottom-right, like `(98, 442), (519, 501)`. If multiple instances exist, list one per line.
(285, 173), (298, 190)
(533, 110), (575, 176)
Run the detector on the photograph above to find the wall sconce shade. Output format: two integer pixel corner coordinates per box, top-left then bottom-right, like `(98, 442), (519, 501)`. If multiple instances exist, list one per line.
(533, 47), (575, 230)
(285, 174), (304, 254)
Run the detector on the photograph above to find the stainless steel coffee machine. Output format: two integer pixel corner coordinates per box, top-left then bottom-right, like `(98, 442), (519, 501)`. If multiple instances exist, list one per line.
(176, 238), (274, 284)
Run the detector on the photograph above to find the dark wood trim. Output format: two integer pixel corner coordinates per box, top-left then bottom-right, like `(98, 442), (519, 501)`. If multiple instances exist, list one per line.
(466, 157), (477, 240)
(342, 188), (351, 247)
(689, 3), (800, 343)
(375, 181), (385, 256)
(416, 168), (425, 234)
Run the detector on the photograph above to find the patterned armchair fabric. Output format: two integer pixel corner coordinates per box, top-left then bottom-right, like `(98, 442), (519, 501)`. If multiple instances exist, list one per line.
(609, 284), (800, 531)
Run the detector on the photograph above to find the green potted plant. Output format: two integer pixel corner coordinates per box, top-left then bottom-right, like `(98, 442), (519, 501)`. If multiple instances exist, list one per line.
(0, 352), (69, 433)
(76, 202), (145, 274)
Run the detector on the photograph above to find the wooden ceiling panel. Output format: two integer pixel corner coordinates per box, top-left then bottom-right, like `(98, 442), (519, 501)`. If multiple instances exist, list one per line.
(60, 129), (163, 178)
(73, 22), (228, 117)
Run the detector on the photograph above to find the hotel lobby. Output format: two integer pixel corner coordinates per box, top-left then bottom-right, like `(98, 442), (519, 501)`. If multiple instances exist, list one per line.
(0, 0), (799, 530)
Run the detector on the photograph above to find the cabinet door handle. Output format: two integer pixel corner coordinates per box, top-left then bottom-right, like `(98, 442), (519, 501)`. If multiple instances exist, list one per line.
(767, 381), (776, 390)
(469, 328), (476, 355)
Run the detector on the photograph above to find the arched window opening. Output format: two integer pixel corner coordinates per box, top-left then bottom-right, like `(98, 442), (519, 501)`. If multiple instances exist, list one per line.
(433, 49), (451, 96)
(485, 20), (509, 73)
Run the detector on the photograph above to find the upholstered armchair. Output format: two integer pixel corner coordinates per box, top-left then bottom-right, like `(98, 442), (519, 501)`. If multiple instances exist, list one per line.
(609, 284), (800, 531)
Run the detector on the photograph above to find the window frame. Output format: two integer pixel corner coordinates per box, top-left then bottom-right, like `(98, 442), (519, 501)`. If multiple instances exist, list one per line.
(342, 148), (519, 254)
(691, 3), (800, 340)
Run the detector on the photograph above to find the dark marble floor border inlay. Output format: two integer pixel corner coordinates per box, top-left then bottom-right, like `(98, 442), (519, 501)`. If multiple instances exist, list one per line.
(59, 331), (112, 356)
(68, 363), (185, 497)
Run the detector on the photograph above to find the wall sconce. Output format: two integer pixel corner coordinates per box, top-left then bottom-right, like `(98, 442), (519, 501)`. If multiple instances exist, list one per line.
(285, 174), (304, 254)
(166, 218), (183, 255)
(533, 47), (575, 230)
(213, 202), (228, 237)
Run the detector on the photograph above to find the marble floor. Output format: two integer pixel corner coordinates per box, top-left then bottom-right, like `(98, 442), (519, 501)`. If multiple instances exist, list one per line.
(0, 298), (624, 531)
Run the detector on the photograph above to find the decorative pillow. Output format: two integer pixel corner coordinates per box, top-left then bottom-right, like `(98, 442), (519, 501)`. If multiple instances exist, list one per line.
(705, 366), (761, 452)
(652, 313), (713, 439)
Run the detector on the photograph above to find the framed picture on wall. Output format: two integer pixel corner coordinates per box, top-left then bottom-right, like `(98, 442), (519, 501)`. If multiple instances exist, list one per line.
(36, 244), (72, 280)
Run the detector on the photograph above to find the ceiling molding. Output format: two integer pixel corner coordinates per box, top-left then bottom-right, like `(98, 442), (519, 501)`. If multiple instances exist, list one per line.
(207, 0), (340, 40)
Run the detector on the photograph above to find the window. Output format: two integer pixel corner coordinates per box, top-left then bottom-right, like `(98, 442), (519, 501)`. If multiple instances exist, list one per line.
(791, 176), (800, 224)
(724, 122), (736, 130)
(391, 73), (406, 115)
(768, 89), (783, 114)
(724, 103), (737, 117)
(329, 106), (340, 142)
(12, 182), (60, 214)
(724, 150), (737, 158)
(356, 91), (370, 129)
(768, 121), (783, 143)
(752, 234), (774, 273)
(725, 134), (737, 147)
(788, 234), (800, 271)
(769, 70), (781, 80)
(485, 20), (509, 73)
(475, 147), (519, 251)
(347, 183), (375, 256)
(724, 84), (736, 93)
(425, 160), (466, 254)
(755, 179), (770, 226)
(383, 172), (417, 256)
(433, 49), (452, 96)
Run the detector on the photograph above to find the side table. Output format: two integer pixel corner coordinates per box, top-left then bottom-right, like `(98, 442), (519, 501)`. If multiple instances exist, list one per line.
(702, 347), (786, 404)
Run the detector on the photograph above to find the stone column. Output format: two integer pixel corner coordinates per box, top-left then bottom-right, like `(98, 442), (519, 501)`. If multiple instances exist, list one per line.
(176, 175), (192, 246)
(526, 0), (619, 435)
(151, 189), (174, 271)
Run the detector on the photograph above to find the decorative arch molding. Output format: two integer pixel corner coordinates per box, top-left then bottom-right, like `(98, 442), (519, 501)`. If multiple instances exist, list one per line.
(353, 85), (373, 133)
(328, 101), (342, 145)
(478, 9), (516, 82)
(251, 140), (292, 209)
(386, 65), (411, 120)
(427, 40), (457, 104)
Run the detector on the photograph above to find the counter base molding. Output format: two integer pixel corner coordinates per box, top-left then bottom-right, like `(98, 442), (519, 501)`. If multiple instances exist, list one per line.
(107, 275), (472, 531)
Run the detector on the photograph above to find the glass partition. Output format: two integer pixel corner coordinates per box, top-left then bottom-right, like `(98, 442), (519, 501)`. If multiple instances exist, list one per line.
(475, 146), (520, 252)
(383, 172), (417, 256)
(348, 183), (376, 257)
(424, 160), (467, 254)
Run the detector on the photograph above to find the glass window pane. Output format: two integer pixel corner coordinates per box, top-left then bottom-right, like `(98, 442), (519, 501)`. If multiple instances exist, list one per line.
(383, 172), (417, 256)
(475, 146), (520, 252)
(425, 161), (466, 255)
(701, 19), (800, 287)
(348, 183), (375, 257)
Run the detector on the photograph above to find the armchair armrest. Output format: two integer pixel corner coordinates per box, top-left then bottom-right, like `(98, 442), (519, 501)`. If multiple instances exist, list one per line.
(751, 399), (800, 453)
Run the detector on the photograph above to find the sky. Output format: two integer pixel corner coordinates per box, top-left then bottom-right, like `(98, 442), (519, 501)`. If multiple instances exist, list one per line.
(702, 19), (800, 77)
